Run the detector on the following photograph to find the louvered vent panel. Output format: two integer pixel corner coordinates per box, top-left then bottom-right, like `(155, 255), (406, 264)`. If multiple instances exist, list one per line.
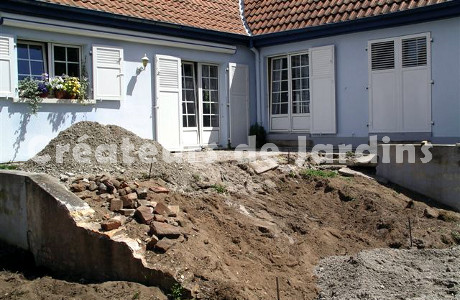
(96, 48), (121, 65)
(371, 41), (395, 71)
(159, 59), (179, 89)
(402, 37), (427, 68)
(0, 37), (10, 56)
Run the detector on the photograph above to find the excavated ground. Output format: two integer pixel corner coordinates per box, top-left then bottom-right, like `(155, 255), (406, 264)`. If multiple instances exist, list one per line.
(6, 121), (459, 299)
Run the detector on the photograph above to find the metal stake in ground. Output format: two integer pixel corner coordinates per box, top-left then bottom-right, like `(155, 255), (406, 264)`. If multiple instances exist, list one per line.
(276, 276), (280, 300)
(408, 217), (413, 248)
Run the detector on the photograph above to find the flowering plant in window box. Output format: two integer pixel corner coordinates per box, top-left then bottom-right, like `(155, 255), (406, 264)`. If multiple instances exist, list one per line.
(49, 76), (65, 99)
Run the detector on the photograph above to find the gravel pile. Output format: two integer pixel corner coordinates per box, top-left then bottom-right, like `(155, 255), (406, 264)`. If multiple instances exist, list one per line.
(315, 246), (460, 300)
(20, 121), (194, 188)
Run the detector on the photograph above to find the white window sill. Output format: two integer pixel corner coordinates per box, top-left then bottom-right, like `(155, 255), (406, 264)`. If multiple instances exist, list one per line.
(12, 98), (96, 105)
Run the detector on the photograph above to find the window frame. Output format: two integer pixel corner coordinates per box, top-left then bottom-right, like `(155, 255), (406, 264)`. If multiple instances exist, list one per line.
(50, 43), (82, 78)
(17, 40), (48, 81)
(268, 51), (311, 127)
(198, 63), (220, 129)
(181, 61), (198, 129)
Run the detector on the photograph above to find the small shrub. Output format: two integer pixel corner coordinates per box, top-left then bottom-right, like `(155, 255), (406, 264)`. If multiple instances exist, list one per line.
(168, 283), (185, 300)
(346, 151), (355, 158)
(249, 123), (267, 148)
(192, 174), (201, 182)
(451, 231), (460, 245)
(288, 171), (296, 178)
(211, 184), (226, 194)
(300, 169), (337, 179)
(0, 164), (18, 170)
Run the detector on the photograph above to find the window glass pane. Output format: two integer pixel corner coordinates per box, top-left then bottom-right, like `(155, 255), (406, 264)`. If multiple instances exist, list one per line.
(187, 103), (195, 114)
(292, 102), (298, 114)
(272, 93), (280, 104)
(292, 79), (301, 90)
(292, 67), (300, 79)
(188, 116), (197, 127)
(301, 55), (309, 66)
(183, 63), (193, 76)
(203, 90), (210, 102)
(54, 46), (66, 61)
(273, 59), (281, 70)
(281, 81), (288, 91)
(17, 44), (29, 59)
(30, 61), (44, 76)
(211, 115), (219, 127)
(211, 103), (219, 114)
(209, 66), (218, 77)
(182, 102), (187, 113)
(281, 57), (288, 69)
(185, 78), (194, 89)
(202, 78), (209, 90)
(29, 45), (44, 60)
(301, 78), (309, 89)
(272, 104), (279, 115)
(183, 116), (188, 127)
(210, 91), (218, 102)
(272, 81), (280, 93)
(210, 78), (218, 90)
(281, 70), (288, 80)
(67, 63), (80, 77)
(203, 116), (211, 127)
(18, 60), (30, 76)
(301, 66), (309, 77)
(273, 70), (281, 81)
(291, 55), (300, 67)
(54, 62), (66, 76)
(18, 74), (28, 81)
(280, 92), (289, 103)
(202, 65), (209, 77)
(302, 90), (310, 101)
(293, 91), (301, 103)
(203, 102), (210, 114)
(185, 90), (195, 102)
(280, 104), (288, 114)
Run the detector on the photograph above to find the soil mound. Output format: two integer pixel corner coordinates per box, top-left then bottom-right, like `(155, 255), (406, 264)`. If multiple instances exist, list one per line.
(20, 121), (193, 187)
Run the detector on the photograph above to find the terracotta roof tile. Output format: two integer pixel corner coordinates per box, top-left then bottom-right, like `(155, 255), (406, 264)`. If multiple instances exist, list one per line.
(244, 0), (451, 35)
(37, 0), (247, 35)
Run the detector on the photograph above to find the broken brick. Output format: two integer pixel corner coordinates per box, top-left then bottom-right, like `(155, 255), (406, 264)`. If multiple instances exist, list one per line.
(153, 202), (172, 216)
(154, 214), (166, 222)
(109, 198), (123, 212)
(71, 183), (86, 192)
(146, 235), (159, 251)
(135, 188), (148, 199)
(150, 186), (170, 194)
(168, 205), (180, 217)
(135, 206), (154, 224)
(101, 219), (122, 231)
(154, 238), (175, 253)
(121, 193), (137, 208)
(150, 221), (181, 239)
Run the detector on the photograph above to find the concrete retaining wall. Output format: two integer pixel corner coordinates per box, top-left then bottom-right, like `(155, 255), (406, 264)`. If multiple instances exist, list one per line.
(376, 145), (460, 211)
(0, 170), (180, 292)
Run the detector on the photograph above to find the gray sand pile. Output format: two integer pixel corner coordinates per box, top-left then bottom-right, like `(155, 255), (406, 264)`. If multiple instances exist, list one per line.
(21, 121), (194, 187)
(315, 246), (460, 300)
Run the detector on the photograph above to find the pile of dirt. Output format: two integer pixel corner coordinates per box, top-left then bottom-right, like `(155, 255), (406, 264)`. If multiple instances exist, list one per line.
(20, 121), (195, 189)
(0, 242), (167, 300)
(315, 247), (460, 300)
(73, 164), (460, 299)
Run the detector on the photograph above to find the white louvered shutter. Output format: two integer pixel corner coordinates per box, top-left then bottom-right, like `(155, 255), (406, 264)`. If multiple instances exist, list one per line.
(229, 63), (249, 146)
(400, 35), (431, 132)
(0, 35), (17, 98)
(369, 39), (400, 133)
(92, 45), (124, 100)
(310, 45), (336, 134)
(155, 55), (182, 151)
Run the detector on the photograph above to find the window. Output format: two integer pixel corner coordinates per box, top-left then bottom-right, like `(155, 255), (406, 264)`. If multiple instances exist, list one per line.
(181, 62), (198, 127)
(201, 64), (219, 128)
(53, 45), (81, 77)
(291, 54), (310, 114)
(17, 42), (46, 80)
(271, 56), (289, 115)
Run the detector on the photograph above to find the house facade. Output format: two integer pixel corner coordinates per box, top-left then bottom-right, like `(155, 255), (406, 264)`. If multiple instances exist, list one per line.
(1, 0), (460, 162)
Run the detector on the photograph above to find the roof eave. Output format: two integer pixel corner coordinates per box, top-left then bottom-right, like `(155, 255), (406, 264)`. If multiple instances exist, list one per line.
(252, 1), (460, 47)
(0, 0), (251, 46)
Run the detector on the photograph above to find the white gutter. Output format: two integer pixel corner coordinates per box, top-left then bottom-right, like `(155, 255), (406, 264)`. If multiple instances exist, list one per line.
(1, 13), (236, 54)
(251, 47), (262, 125)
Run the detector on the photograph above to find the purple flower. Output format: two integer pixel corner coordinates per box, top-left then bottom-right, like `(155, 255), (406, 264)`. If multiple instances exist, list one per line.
(38, 82), (48, 94)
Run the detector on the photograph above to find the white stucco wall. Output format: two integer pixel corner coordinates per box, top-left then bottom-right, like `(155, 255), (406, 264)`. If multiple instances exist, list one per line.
(259, 17), (460, 145)
(0, 24), (256, 162)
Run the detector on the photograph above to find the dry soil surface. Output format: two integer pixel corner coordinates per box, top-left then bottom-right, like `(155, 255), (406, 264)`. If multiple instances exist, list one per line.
(315, 247), (460, 300)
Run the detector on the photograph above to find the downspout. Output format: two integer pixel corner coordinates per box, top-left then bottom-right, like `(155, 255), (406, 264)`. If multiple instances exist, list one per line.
(239, 0), (261, 126)
(250, 41), (262, 126)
